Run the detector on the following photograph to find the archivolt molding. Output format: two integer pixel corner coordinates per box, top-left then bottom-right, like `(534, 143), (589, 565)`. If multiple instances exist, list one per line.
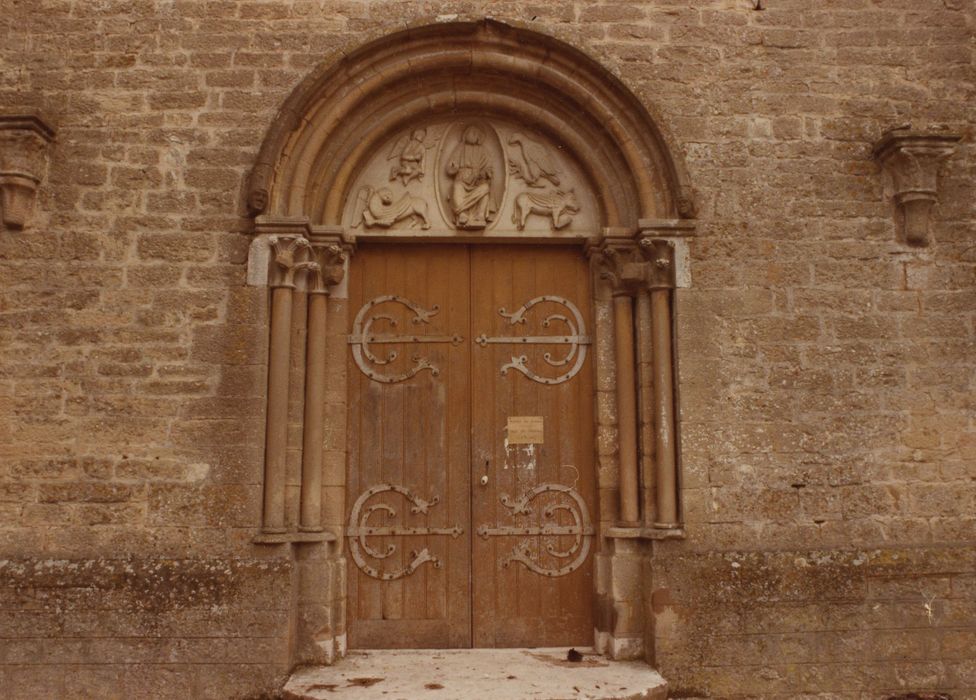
(246, 19), (696, 229)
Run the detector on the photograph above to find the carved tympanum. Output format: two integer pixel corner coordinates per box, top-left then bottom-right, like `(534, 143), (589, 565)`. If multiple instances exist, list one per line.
(343, 118), (595, 234)
(439, 122), (504, 230)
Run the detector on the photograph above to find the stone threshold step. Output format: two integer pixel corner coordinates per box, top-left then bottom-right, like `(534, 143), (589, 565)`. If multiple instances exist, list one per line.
(284, 648), (667, 700)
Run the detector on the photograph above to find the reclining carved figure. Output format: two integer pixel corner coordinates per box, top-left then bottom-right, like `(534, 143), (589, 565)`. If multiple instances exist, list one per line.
(353, 186), (431, 229)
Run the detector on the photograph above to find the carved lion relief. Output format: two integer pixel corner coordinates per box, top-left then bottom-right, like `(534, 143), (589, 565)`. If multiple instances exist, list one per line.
(343, 118), (597, 235)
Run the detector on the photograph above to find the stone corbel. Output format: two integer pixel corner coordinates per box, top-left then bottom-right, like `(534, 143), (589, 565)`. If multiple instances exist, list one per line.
(0, 113), (56, 230)
(872, 130), (961, 247)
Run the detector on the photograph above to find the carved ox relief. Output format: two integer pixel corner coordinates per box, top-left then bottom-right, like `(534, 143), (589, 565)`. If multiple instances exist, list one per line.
(343, 118), (596, 234)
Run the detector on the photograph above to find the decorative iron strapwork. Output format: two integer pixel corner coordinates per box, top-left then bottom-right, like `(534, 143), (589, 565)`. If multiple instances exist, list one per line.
(348, 295), (463, 384)
(475, 296), (591, 385)
(348, 482), (593, 580)
(346, 484), (464, 581)
(477, 483), (594, 577)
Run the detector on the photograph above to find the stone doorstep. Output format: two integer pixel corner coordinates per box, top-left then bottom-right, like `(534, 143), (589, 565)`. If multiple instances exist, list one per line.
(283, 648), (667, 700)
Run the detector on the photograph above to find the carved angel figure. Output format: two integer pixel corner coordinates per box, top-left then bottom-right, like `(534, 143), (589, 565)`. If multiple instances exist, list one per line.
(507, 132), (561, 187)
(388, 128), (438, 185)
(353, 186), (430, 229)
(446, 125), (497, 229)
(512, 189), (579, 231)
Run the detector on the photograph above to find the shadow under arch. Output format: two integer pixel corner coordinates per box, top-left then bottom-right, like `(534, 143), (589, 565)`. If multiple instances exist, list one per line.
(246, 19), (696, 228)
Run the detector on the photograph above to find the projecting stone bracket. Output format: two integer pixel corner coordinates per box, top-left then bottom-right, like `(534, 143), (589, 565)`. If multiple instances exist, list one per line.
(0, 113), (56, 231)
(872, 129), (961, 247)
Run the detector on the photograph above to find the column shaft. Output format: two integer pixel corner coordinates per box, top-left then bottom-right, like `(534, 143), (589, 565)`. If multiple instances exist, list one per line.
(263, 284), (294, 533)
(635, 289), (656, 527)
(651, 288), (678, 527)
(613, 294), (640, 526)
(300, 291), (328, 531)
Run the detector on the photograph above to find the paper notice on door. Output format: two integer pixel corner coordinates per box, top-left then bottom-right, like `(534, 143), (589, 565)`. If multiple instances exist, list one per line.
(506, 416), (544, 444)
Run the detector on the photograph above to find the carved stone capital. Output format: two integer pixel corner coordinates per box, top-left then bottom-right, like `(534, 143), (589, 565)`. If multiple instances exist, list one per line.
(308, 227), (355, 294)
(308, 243), (348, 294)
(591, 239), (647, 297)
(0, 113), (55, 230)
(872, 130), (961, 246)
(268, 235), (313, 289)
(638, 238), (676, 290)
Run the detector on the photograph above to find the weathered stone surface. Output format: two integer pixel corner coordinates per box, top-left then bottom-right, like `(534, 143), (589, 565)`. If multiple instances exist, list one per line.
(1, 1), (973, 698)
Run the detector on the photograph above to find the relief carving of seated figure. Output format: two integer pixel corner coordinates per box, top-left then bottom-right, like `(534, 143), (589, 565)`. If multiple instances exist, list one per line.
(446, 125), (497, 229)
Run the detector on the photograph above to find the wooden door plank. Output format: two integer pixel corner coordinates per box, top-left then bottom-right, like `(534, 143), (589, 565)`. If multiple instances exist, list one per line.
(346, 244), (471, 648)
(446, 246), (472, 646)
(471, 245), (596, 648)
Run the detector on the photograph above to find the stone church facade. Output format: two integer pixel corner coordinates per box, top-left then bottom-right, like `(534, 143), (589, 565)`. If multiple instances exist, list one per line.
(1, 2), (973, 698)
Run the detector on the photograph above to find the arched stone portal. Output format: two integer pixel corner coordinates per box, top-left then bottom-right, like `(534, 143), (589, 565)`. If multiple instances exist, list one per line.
(245, 19), (696, 665)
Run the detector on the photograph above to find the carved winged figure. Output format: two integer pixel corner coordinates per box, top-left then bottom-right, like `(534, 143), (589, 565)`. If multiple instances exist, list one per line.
(512, 188), (579, 231)
(507, 132), (561, 187)
(387, 127), (439, 185)
(353, 186), (431, 230)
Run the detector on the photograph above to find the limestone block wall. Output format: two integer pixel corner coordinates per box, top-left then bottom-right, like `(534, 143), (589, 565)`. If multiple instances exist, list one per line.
(1, 2), (973, 699)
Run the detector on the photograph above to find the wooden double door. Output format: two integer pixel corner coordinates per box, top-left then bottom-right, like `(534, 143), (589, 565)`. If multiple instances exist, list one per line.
(346, 244), (596, 648)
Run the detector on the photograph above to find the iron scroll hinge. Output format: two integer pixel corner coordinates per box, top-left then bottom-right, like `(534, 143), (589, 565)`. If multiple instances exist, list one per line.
(476, 483), (594, 578)
(474, 295), (591, 385)
(348, 295), (463, 383)
(346, 484), (465, 581)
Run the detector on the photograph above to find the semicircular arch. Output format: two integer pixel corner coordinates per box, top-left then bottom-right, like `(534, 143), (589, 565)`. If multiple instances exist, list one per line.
(247, 19), (696, 230)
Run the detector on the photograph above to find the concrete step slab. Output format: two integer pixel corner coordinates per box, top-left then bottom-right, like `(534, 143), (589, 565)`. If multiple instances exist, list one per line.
(283, 648), (667, 700)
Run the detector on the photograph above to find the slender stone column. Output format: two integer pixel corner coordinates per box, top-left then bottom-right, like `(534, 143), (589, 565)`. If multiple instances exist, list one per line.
(300, 243), (347, 532)
(642, 238), (679, 529)
(612, 293), (640, 526)
(263, 235), (312, 534)
(595, 239), (645, 527)
(635, 288), (656, 526)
